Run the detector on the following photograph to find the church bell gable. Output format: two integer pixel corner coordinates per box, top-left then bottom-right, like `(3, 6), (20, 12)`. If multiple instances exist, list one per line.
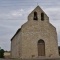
(28, 6), (49, 22)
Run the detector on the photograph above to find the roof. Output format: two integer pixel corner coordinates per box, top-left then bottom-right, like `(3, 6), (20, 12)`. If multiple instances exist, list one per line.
(11, 28), (21, 41)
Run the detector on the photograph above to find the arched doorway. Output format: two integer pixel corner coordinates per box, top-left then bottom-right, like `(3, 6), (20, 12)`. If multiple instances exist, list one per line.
(38, 39), (45, 56)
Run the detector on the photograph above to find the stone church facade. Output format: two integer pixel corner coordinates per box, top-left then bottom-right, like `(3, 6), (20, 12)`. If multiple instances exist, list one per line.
(11, 6), (59, 58)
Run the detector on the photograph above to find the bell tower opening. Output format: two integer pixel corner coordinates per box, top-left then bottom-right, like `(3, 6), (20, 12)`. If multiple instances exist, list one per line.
(41, 13), (44, 21)
(33, 11), (38, 20)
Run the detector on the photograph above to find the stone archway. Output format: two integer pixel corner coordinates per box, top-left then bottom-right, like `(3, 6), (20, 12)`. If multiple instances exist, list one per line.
(38, 39), (45, 56)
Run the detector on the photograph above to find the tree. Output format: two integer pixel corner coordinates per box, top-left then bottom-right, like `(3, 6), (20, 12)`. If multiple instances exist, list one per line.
(0, 49), (4, 58)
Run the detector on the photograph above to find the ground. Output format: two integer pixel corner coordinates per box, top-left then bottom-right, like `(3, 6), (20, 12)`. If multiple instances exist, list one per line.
(1, 57), (60, 60)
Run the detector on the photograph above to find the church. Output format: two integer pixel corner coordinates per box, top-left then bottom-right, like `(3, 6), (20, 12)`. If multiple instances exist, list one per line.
(11, 6), (59, 58)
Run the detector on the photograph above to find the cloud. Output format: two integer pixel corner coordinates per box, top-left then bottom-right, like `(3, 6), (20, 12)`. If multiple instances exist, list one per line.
(0, 9), (25, 20)
(0, 31), (12, 50)
(0, 7), (34, 20)
(11, 9), (24, 17)
(44, 7), (60, 20)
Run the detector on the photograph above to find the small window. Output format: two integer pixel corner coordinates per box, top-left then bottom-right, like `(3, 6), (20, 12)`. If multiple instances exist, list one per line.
(41, 13), (44, 21)
(33, 11), (38, 20)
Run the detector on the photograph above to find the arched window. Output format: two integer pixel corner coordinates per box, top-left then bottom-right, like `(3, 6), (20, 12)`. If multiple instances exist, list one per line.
(33, 11), (38, 20)
(38, 39), (45, 56)
(41, 13), (44, 21)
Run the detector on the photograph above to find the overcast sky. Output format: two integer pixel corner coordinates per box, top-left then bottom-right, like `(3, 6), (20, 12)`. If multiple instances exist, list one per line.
(0, 0), (60, 51)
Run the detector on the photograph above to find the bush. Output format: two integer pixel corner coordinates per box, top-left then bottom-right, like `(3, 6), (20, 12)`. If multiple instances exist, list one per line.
(0, 49), (4, 58)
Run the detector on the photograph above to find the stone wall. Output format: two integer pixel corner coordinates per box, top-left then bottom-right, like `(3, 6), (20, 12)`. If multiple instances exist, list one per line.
(20, 6), (59, 58)
(11, 30), (22, 58)
(11, 6), (59, 59)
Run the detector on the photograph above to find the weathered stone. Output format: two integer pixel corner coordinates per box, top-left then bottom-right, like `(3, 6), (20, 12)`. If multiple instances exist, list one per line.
(11, 6), (59, 59)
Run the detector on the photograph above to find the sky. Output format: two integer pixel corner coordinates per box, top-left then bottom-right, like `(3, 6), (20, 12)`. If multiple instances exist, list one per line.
(0, 0), (60, 51)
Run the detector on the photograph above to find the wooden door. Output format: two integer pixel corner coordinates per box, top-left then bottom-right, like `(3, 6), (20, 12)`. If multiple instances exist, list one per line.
(38, 39), (45, 56)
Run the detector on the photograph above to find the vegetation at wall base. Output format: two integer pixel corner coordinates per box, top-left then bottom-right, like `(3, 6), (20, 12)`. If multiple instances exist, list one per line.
(0, 49), (4, 58)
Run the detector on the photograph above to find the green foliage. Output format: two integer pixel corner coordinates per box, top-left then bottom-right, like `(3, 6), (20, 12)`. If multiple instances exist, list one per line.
(0, 49), (4, 58)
